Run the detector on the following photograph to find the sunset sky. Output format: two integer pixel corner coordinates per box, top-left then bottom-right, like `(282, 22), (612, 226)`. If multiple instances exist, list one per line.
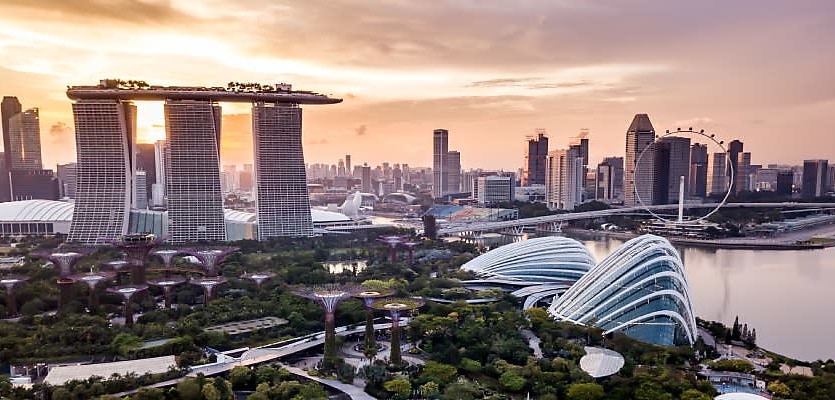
(1, 0), (834, 170)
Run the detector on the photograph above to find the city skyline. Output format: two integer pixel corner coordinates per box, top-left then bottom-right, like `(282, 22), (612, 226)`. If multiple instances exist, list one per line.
(2, 1), (835, 170)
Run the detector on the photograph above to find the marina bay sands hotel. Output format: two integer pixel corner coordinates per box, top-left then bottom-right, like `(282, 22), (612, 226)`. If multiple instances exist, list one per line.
(66, 80), (341, 244)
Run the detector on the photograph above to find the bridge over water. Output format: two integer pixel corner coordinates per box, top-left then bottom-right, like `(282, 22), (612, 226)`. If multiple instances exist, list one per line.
(438, 202), (835, 236)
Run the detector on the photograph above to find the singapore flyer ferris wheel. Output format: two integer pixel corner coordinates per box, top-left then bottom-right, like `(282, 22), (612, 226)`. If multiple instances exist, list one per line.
(632, 127), (733, 224)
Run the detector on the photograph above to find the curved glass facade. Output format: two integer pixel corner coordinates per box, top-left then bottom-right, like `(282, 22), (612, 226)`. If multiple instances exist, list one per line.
(461, 236), (595, 284)
(548, 234), (696, 346)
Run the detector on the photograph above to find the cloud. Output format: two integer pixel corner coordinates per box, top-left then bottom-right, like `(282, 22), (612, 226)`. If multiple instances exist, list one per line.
(306, 138), (329, 145)
(48, 122), (72, 137)
(672, 117), (716, 130)
(354, 124), (367, 136)
(2, 0), (194, 25)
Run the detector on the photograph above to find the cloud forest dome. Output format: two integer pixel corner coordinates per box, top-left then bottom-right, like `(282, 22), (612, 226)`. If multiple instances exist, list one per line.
(461, 236), (596, 284)
(547, 235), (697, 347)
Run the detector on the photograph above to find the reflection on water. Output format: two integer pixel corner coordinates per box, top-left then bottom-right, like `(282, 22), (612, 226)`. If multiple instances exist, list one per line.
(324, 260), (368, 275)
(459, 232), (835, 361)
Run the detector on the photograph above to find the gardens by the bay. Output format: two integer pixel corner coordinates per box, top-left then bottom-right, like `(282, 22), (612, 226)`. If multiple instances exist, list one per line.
(1, 230), (833, 400)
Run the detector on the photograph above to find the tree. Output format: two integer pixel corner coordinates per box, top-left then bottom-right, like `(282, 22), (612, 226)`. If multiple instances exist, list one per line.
(732, 316), (741, 340)
(422, 361), (458, 385)
(229, 366), (254, 390)
(110, 333), (143, 358)
(634, 381), (672, 400)
(201, 382), (220, 400)
(499, 370), (526, 392)
(566, 383), (605, 400)
(383, 378), (412, 397)
(134, 387), (166, 400)
(420, 381), (440, 398)
(423, 215), (438, 239)
(176, 379), (202, 400)
(767, 381), (792, 399)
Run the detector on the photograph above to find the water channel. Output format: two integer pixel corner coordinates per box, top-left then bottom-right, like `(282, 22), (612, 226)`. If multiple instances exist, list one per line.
(463, 233), (835, 361)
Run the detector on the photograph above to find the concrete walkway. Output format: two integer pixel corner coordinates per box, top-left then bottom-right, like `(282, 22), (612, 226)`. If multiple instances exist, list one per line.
(282, 364), (376, 400)
(521, 329), (544, 359)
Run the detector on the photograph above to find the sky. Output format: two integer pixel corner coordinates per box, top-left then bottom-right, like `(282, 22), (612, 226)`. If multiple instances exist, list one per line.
(1, 0), (834, 170)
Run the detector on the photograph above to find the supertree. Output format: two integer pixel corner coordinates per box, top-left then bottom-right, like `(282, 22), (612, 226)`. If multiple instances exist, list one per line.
(151, 249), (181, 277)
(241, 271), (276, 293)
(103, 260), (130, 285)
(70, 268), (115, 310)
(370, 297), (425, 365)
(290, 283), (363, 371)
(147, 276), (187, 309)
(32, 249), (94, 310)
(1, 275), (28, 317)
(107, 284), (148, 326)
(403, 241), (420, 265)
(354, 287), (395, 359)
(181, 247), (238, 277)
(378, 235), (405, 264)
(189, 276), (228, 305)
(101, 234), (163, 284)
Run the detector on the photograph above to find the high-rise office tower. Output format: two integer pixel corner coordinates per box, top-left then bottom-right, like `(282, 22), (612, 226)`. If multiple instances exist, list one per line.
(776, 170), (794, 195)
(727, 140), (744, 194)
(689, 143), (708, 198)
(164, 100), (226, 243)
(252, 103), (313, 239)
(433, 129), (449, 198)
(56, 162), (78, 199)
(802, 159), (829, 199)
(222, 165), (238, 192)
(596, 157), (624, 202)
(545, 147), (584, 210)
(477, 174), (514, 205)
(135, 170), (148, 209)
(7, 108), (43, 170)
(344, 154), (351, 176)
(153, 140), (167, 193)
(624, 114), (655, 206)
(68, 100), (136, 243)
(654, 136), (691, 204)
(708, 152), (728, 196)
(239, 163), (253, 192)
(361, 164), (372, 193)
(739, 152), (752, 192)
(447, 150), (461, 194)
(522, 131), (548, 186)
(0, 97), (21, 202)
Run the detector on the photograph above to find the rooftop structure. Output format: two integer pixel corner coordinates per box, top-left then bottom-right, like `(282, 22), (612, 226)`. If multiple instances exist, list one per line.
(43, 355), (176, 386)
(204, 316), (289, 336)
(67, 80), (341, 104)
(579, 346), (625, 378)
(548, 235), (696, 346)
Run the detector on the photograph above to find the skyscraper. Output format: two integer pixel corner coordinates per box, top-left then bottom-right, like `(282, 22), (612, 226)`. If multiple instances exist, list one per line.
(68, 100), (136, 243)
(361, 164), (372, 193)
(135, 142), (156, 205)
(522, 131), (548, 186)
(596, 157), (624, 202)
(727, 140), (744, 194)
(135, 170), (148, 209)
(689, 143), (708, 198)
(7, 108), (43, 170)
(433, 129), (449, 198)
(545, 146), (584, 211)
(709, 152), (728, 196)
(56, 162), (77, 199)
(446, 150), (461, 194)
(0, 97), (21, 203)
(164, 100), (226, 243)
(654, 136), (691, 204)
(802, 159), (829, 199)
(252, 103), (313, 239)
(344, 154), (351, 176)
(624, 114), (656, 206)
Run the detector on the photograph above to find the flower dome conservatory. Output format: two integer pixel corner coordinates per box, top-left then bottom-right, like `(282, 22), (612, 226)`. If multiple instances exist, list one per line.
(548, 235), (697, 346)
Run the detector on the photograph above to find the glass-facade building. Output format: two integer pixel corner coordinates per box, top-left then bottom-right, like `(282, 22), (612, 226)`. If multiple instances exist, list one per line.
(462, 236), (595, 284)
(548, 235), (696, 346)
(252, 103), (313, 239)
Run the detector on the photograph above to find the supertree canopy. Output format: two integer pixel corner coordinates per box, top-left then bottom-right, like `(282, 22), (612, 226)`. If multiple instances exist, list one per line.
(290, 283), (363, 370)
(370, 297), (425, 365)
(1, 275), (29, 317)
(354, 287), (395, 359)
(101, 234), (163, 284)
(148, 276), (187, 309)
(378, 235), (405, 264)
(181, 247), (238, 277)
(31, 248), (94, 310)
(189, 276), (228, 305)
(241, 271), (276, 289)
(107, 284), (148, 326)
(403, 241), (420, 265)
(70, 268), (115, 310)
(151, 249), (181, 277)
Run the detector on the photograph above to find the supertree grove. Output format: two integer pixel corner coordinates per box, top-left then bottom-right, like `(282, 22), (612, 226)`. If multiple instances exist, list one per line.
(1, 275), (28, 317)
(147, 276), (187, 308)
(403, 241), (420, 265)
(290, 283), (363, 371)
(378, 235), (405, 264)
(32, 249), (94, 310)
(151, 249), (181, 277)
(354, 287), (395, 359)
(370, 297), (425, 365)
(189, 276), (228, 305)
(107, 284), (148, 326)
(241, 271), (276, 293)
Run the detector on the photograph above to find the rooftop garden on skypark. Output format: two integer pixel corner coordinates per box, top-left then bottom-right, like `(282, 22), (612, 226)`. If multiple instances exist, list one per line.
(85, 79), (311, 95)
